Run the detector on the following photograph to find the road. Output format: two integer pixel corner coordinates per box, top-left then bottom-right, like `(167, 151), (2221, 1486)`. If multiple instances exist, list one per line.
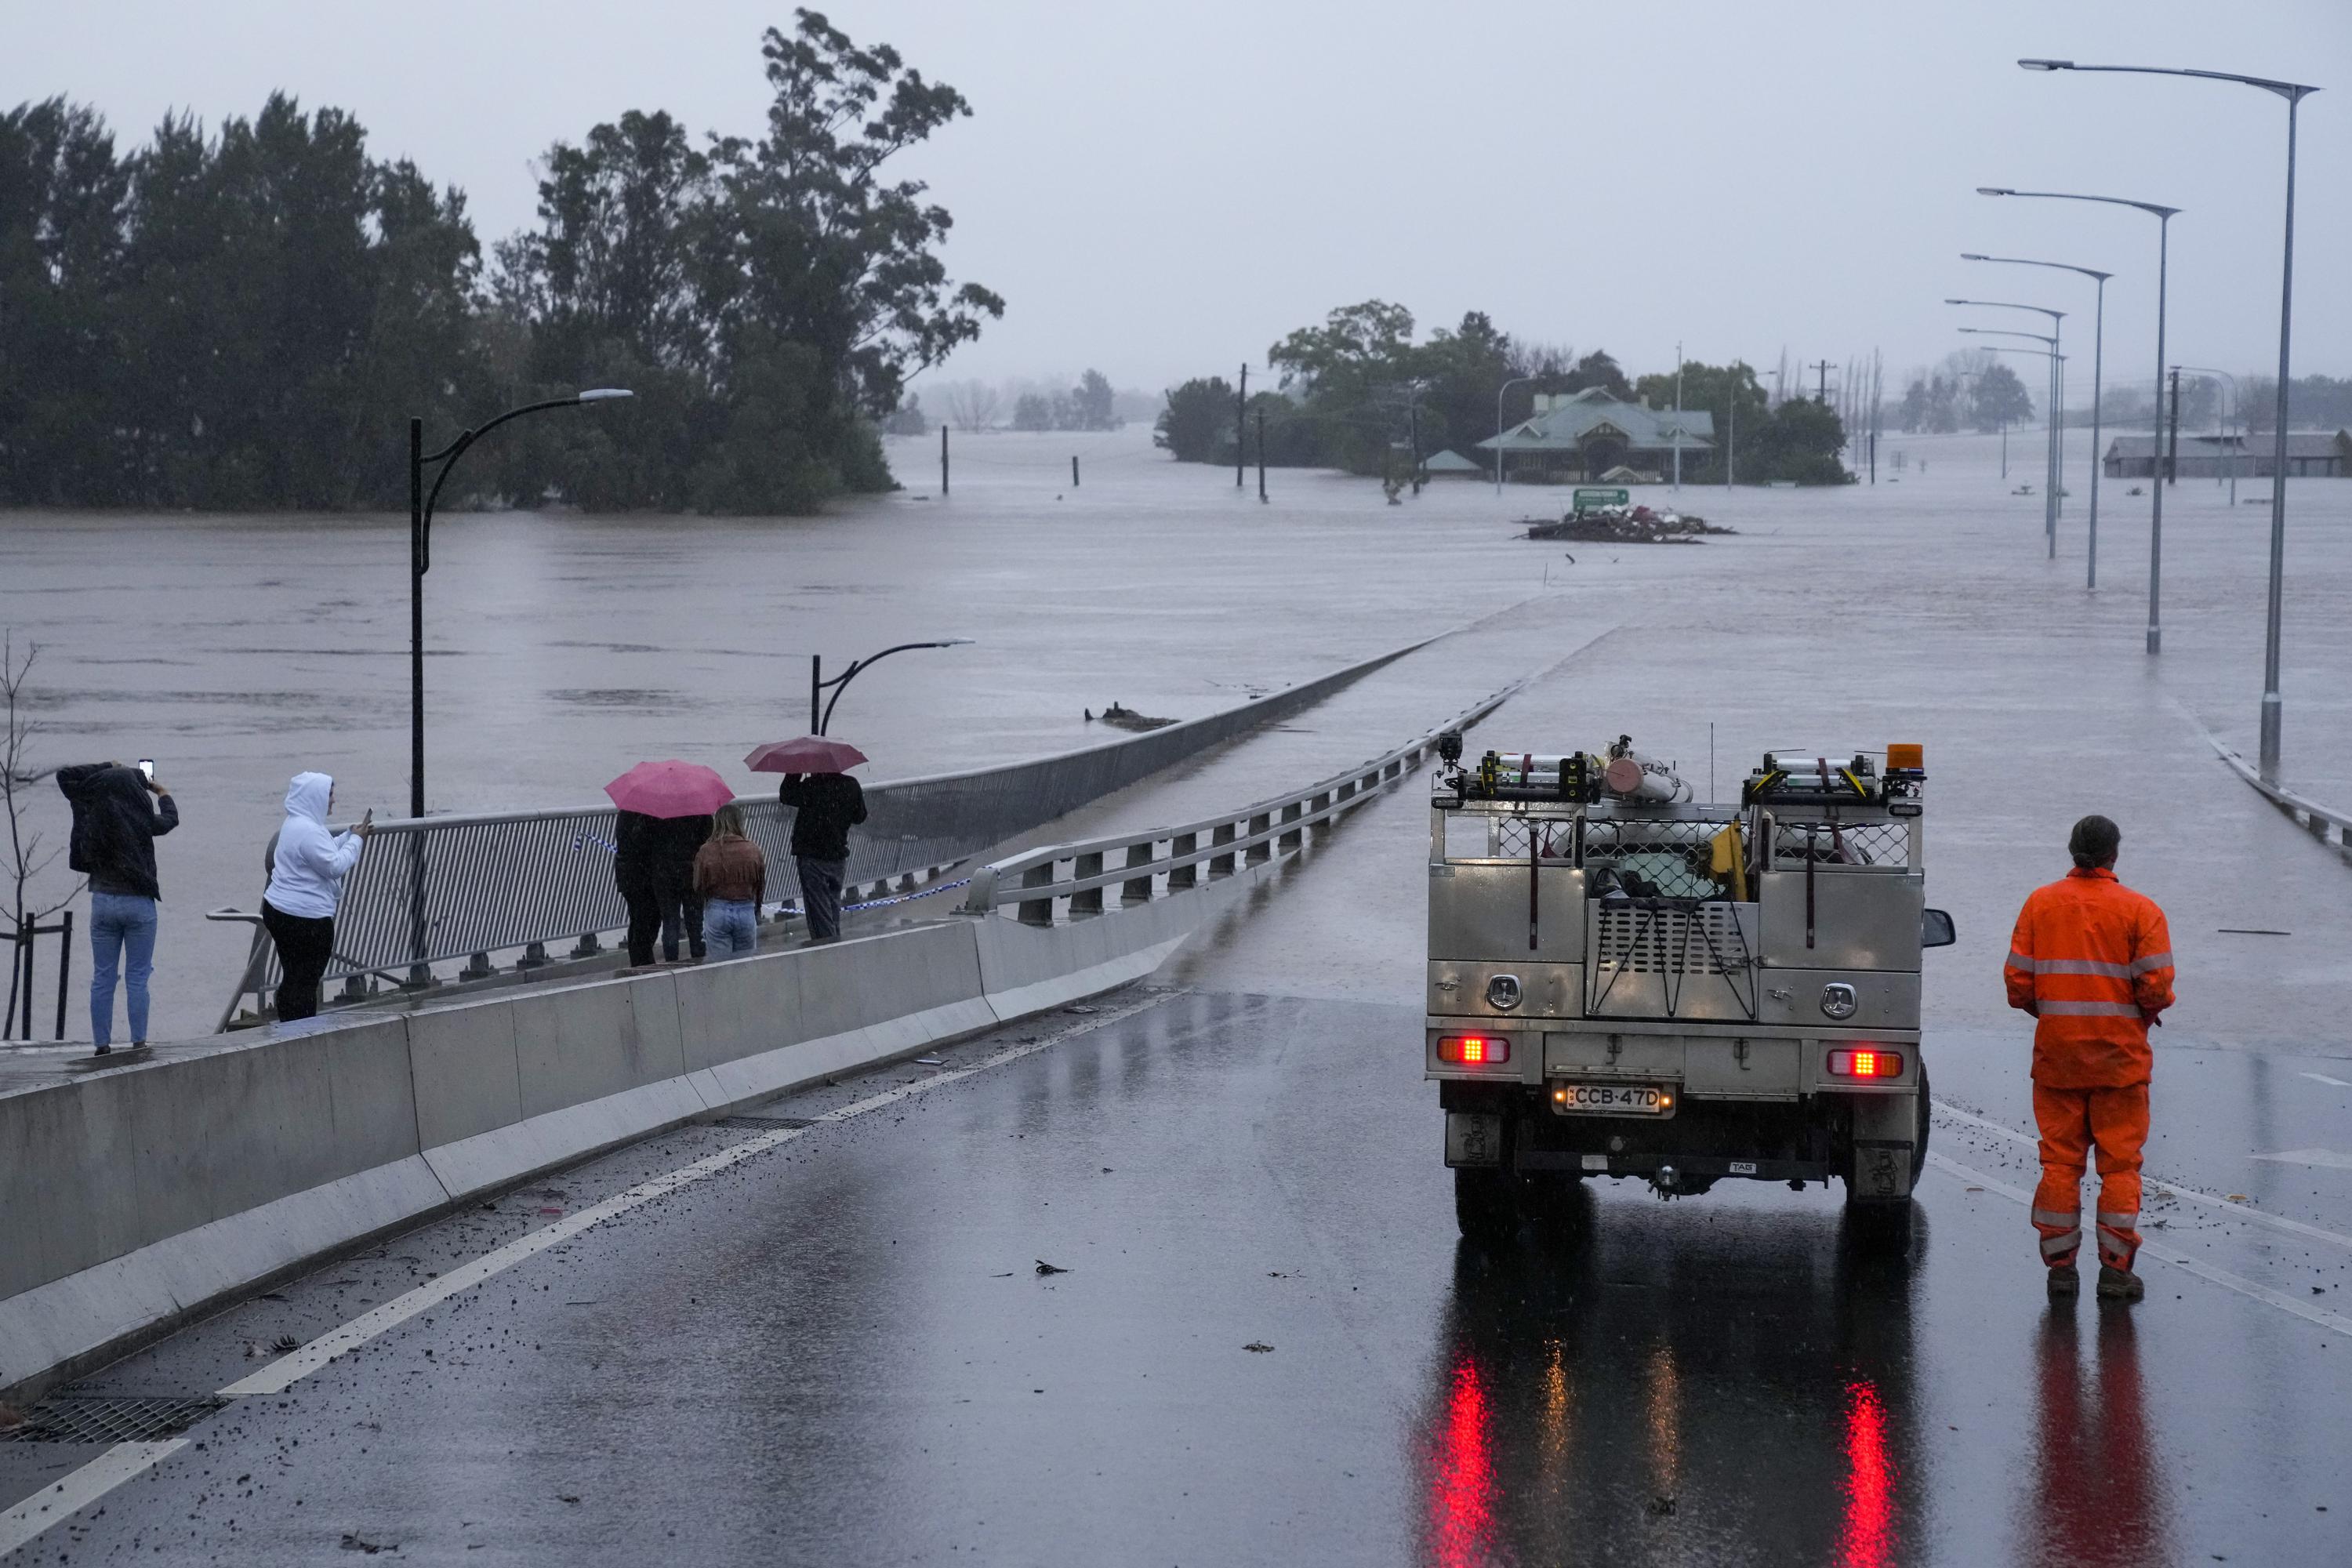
(7, 438), (2352, 1563)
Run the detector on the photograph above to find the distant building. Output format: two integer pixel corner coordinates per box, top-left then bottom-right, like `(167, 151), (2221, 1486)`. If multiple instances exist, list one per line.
(1421, 448), (1484, 477)
(1476, 387), (1715, 482)
(2103, 429), (2350, 479)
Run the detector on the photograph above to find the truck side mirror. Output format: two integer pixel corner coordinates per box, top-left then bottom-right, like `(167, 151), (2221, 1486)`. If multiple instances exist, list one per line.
(1920, 908), (1957, 948)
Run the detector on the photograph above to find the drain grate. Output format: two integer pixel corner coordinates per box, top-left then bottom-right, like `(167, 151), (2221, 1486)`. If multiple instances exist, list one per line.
(717, 1115), (815, 1131)
(2, 1396), (229, 1443)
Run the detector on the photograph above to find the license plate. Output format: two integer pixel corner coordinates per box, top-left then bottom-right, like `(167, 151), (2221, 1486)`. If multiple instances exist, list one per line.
(1551, 1082), (1673, 1116)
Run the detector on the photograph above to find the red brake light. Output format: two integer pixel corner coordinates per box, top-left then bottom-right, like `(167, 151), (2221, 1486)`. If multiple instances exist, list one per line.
(1439, 1035), (1509, 1065)
(1828, 1047), (1904, 1079)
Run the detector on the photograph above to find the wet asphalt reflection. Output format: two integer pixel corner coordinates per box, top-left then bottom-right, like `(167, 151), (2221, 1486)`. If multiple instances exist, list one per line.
(7, 989), (2345, 1565)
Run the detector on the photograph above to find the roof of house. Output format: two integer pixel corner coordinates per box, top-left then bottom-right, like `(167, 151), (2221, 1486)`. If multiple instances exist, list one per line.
(1475, 386), (1715, 452)
(2104, 429), (2350, 459)
(1421, 448), (1483, 472)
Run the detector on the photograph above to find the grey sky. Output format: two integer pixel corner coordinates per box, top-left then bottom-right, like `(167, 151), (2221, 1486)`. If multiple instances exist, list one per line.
(12, 1), (2348, 398)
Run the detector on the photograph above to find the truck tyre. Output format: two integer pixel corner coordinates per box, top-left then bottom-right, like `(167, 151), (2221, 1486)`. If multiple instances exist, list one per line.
(1454, 1167), (1518, 1245)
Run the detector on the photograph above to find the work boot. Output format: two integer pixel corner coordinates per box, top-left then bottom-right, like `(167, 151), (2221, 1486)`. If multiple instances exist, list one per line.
(2096, 1265), (2145, 1302)
(2045, 1262), (2080, 1301)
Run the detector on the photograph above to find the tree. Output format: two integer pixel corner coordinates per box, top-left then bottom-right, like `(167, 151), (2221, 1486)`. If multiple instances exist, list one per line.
(1754, 398), (1850, 484)
(1071, 368), (1116, 430)
(1268, 299), (1417, 402)
(1562, 350), (1632, 400)
(1011, 392), (1053, 431)
(1, 634), (80, 1031)
(941, 380), (1000, 431)
(1969, 363), (2033, 431)
(1155, 376), (1234, 462)
(880, 394), (926, 435)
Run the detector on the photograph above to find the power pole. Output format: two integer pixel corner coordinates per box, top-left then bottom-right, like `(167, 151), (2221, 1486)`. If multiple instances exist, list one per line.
(940, 425), (949, 496)
(1726, 393), (1735, 487)
(1409, 401), (1422, 495)
(1671, 340), (1683, 492)
(1235, 364), (1247, 488)
(1256, 409), (1268, 502)
(1809, 360), (1833, 403)
(2165, 367), (2182, 486)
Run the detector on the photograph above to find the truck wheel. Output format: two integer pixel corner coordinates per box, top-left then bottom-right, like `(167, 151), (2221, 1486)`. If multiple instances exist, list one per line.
(1454, 1167), (1518, 1245)
(1911, 1066), (1931, 1184)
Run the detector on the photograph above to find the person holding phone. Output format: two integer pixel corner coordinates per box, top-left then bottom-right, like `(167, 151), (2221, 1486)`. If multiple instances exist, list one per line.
(260, 771), (372, 1022)
(55, 759), (179, 1054)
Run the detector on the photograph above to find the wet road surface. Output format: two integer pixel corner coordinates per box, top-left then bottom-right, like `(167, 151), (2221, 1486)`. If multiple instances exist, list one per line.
(4, 980), (2345, 1565)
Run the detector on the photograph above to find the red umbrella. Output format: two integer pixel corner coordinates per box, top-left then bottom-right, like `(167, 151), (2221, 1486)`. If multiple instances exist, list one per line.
(604, 760), (735, 818)
(744, 735), (869, 775)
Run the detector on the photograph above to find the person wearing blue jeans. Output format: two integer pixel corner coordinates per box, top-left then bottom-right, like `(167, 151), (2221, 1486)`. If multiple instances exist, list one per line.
(691, 806), (767, 961)
(56, 760), (178, 1054)
(88, 892), (159, 1048)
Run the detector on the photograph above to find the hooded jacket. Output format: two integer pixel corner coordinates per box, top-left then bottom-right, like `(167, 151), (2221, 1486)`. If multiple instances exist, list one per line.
(57, 763), (178, 900)
(263, 772), (368, 920)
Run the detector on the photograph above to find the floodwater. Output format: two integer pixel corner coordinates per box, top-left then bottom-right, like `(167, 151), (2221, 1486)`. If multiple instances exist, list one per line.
(1, 421), (2346, 1041)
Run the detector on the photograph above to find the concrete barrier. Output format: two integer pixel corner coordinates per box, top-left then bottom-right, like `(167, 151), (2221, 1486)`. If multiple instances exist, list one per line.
(2, 750), (1403, 1399)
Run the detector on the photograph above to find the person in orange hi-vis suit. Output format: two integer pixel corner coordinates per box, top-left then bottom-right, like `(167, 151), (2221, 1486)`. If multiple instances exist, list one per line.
(2005, 815), (2175, 1303)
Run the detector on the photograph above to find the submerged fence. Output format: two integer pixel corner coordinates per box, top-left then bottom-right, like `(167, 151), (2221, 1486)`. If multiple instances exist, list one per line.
(212, 636), (1432, 1027)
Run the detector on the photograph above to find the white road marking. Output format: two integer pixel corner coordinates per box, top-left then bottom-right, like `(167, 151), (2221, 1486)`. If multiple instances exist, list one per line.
(2250, 1148), (2352, 1171)
(1933, 1098), (2352, 1254)
(2, 989), (1179, 1559)
(1926, 1152), (2352, 1338)
(0, 1442), (187, 1559)
(2299, 1071), (2351, 1089)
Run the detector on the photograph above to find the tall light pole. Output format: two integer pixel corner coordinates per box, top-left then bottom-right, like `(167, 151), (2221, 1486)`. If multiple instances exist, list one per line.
(1963, 255), (2112, 588)
(1494, 376), (1538, 496)
(411, 390), (633, 821)
(2176, 365), (2241, 506)
(1671, 341), (1684, 492)
(1951, 302), (2065, 557)
(1980, 187), (2178, 652)
(811, 641), (975, 735)
(2019, 60), (2317, 774)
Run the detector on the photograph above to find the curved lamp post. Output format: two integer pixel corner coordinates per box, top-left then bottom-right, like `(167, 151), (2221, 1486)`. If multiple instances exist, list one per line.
(2020, 60), (2317, 775)
(812, 641), (975, 735)
(1964, 255), (2113, 587)
(1493, 376), (1539, 496)
(1979, 186), (2179, 654)
(1951, 303), (2066, 557)
(411, 390), (633, 819)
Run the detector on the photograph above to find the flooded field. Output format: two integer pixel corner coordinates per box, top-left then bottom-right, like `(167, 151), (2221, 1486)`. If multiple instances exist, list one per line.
(2, 422), (2346, 1040)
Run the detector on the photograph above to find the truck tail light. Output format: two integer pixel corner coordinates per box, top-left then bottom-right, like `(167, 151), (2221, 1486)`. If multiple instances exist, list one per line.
(1828, 1047), (1904, 1079)
(1439, 1035), (1509, 1065)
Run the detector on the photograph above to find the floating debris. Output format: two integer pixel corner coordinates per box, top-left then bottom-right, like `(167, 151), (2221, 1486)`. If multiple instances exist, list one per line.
(1523, 505), (1735, 544)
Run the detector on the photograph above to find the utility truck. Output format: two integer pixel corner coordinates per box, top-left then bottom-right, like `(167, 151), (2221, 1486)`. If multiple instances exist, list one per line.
(1426, 735), (1955, 1243)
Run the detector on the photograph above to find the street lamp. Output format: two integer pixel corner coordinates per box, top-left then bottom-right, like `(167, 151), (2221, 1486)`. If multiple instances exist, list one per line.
(811, 641), (975, 735)
(1979, 186), (2180, 653)
(410, 389), (633, 820)
(1951, 302), (2065, 557)
(1964, 255), (2113, 588)
(1494, 376), (1539, 496)
(2174, 365), (2241, 506)
(2019, 59), (2318, 775)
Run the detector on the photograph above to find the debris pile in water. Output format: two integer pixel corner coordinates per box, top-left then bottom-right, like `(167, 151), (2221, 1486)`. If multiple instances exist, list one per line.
(1523, 504), (1735, 544)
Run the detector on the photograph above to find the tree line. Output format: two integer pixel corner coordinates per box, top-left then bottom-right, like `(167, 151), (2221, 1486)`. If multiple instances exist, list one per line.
(0, 10), (999, 514)
(1153, 301), (1852, 485)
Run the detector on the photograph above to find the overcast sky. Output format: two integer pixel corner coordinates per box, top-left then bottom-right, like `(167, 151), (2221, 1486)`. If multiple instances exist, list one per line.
(13, 1), (2349, 399)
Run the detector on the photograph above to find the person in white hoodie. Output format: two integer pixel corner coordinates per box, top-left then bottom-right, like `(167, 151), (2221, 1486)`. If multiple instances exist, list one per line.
(261, 771), (373, 1022)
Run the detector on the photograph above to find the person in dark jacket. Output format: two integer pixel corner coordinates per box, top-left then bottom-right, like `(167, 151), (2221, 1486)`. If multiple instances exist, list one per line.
(56, 761), (178, 1054)
(777, 771), (866, 942)
(614, 809), (711, 966)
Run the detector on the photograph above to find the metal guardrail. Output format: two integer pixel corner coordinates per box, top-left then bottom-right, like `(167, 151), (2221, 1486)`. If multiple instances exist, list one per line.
(2209, 738), (2352, 860)
(209, 635), (1435, 1027)
(962, 686), (1519, 921)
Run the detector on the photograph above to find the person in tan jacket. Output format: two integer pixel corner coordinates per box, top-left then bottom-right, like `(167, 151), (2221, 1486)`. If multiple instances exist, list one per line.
(692, 805), (768, 960)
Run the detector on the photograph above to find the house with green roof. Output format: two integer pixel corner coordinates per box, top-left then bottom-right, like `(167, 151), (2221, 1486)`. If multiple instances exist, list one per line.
(1476, 387), (1715, 482)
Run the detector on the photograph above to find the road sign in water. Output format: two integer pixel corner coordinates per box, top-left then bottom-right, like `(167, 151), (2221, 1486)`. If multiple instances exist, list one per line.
(1573, 487), (1630, 512)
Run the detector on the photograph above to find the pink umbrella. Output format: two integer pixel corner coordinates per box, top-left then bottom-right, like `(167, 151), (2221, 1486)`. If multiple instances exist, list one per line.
(604, 760), (735, 818)
(744, 735), (869, 775)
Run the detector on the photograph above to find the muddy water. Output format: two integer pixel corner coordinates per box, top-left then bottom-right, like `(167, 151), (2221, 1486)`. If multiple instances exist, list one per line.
(2, 422), (2345, 1040)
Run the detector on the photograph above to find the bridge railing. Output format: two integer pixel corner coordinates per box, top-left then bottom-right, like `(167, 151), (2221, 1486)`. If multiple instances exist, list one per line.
(963, 687), (1517, 921)
(209, 635), (1433, 1027)
(2209, 738), (2352, 861)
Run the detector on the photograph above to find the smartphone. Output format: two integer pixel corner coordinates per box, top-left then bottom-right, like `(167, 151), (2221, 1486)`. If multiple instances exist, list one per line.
(137, 759), (154, 781)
